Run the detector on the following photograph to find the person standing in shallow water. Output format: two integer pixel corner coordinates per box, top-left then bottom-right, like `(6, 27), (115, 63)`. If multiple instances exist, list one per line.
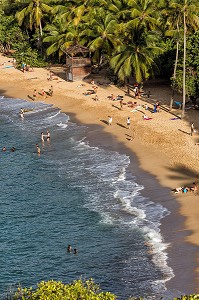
(46, 130), (50, 141)
(41, 132), (45, 142)
(36, 144), (41, 155)
(67, 245), (72, 253)
(20, 108), (24, 119)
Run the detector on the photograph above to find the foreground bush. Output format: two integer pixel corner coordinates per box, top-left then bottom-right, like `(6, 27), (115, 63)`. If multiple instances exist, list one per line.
(13, 279), (116, 300)
(11, 279), (199, 300)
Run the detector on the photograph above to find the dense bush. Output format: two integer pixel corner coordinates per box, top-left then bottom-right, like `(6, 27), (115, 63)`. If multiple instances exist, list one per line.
(175, 32), (199, 99)
(13, 279), (116, 300)
(0, 11), (47, 67)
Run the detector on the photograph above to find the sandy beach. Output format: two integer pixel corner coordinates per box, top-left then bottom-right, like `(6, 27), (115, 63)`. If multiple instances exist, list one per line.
(0, 55), (199, 294)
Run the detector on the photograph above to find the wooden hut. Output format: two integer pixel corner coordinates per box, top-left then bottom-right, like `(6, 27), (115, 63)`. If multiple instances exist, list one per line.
(64, 44), (91, 81)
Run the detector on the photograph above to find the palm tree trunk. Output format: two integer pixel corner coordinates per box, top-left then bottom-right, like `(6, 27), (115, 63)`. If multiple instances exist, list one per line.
(181, 3), (186, 119)
(126, 78), (130, 94)
(39, 21), (43, 37)
(170, 23), (179, 111)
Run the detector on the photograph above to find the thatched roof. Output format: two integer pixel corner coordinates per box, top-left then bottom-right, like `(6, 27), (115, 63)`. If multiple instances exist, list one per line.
(64, 44), (89, 56)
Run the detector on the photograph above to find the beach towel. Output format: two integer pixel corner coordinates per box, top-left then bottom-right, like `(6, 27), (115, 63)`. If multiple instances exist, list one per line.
(3, 66), (14, 69)
(170, 117), (180, 120)
(143, 118), (152, 120)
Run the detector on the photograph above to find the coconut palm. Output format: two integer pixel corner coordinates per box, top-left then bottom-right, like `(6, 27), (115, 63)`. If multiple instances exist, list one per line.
(110, 27), (162, 84)
(15, 0), (52, 40)
(181, 0), (199, 118)
(80, 7), (120, 66)
(162, 0), (184, 110)
(126, 0), (160, 31)
(52, 0), (101, 27)
(107, 0), (135, 22)
(43, 20), (81, 59)
(163, 0), (199, 116)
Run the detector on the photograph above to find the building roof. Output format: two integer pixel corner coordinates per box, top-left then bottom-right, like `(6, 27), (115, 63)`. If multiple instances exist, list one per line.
(64, 44), (89, 56)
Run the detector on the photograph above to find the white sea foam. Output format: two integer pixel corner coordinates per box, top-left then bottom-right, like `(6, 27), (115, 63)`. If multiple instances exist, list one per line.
(74, 138), (173, 293)
(99, 212), (114, 225)
(143, 226), (174, 282)
(57, 122), (68, 129)
(117, 167), (126, 181)
(48, 111), (60, 119)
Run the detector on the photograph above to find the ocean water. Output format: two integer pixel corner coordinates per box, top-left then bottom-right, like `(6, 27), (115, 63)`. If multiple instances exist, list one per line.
(0, 97), (175, 299)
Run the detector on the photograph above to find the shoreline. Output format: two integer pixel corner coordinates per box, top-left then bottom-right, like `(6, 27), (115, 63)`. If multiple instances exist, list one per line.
(0, 55), (199, 294)
(70, 115), (199, 295)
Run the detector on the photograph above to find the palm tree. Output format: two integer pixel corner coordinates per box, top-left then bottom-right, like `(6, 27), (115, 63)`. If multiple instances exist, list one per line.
(180, 0), (199, 118)
(110, 27), (162, 84)
(128, 0), (160, 31)
(163, 0), (199, 116)
(107, 0), (135, 22)
(162, 0), (183, 110)
(80, 7), (120, 67)
(15, 0), (52, 45)
(43, 20), (81, 59)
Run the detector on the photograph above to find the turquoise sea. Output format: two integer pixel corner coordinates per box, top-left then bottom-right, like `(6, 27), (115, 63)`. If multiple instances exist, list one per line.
(0, 97), (180, 299)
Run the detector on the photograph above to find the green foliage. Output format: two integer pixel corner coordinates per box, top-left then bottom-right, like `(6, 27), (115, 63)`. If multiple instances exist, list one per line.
(11, 279), (199, 300)
(154, 38), (176, 78)
(13, 279), (116, 300)
(174, 32), (199, 98)
(14, 46), (47, 67)
(0, 10), (47, 67)
(174, 295), (199, 300)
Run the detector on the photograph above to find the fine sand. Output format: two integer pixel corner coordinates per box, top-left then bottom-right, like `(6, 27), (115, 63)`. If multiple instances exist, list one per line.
(0, 55), (199, 294)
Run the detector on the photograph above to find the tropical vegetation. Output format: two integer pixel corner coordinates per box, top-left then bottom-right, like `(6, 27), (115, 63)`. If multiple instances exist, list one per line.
(0, 0), (199, 116)
(8, 279), (199, 299)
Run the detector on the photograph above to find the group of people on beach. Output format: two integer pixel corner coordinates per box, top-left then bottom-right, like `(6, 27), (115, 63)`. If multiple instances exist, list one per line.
(172, 182), (198, 194)
(32, 85), (53, 100)
(21, 62), (34, 73)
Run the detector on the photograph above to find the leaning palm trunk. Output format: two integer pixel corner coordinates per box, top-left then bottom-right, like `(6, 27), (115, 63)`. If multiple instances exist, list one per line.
(39, 21), (43, 37)
(170, 24), (180, 111)
(181, 6), (186, 119)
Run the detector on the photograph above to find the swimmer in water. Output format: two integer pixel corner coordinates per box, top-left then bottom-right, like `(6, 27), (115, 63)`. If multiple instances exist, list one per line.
(36, 144), (41, 155)
(41, 132), (45, 142)
(10, 147), (16, 152)
(46, 130), (50, 141)
(20, 108), (24, 119)
(67, 245), (72, 253)
(2, 147), (6, 151)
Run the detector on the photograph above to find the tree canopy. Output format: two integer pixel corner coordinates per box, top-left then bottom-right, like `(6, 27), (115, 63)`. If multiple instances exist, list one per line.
(0, 0), (199, 104)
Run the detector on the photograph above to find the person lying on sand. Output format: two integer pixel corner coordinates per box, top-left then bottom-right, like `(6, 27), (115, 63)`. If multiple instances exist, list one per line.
(189, 182), (198, 193)
(172, 183), (198, 194)
(83, 90), (95, 95)
(143, 114), (152, 120)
